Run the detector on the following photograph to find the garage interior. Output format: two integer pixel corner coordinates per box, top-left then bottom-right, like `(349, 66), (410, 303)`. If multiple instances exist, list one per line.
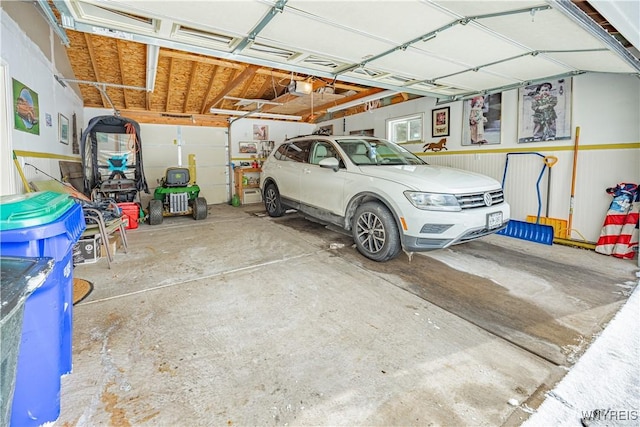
(1, 0), (639, 426)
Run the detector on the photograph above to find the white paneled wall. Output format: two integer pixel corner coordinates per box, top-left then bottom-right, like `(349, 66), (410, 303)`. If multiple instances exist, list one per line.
(418, 147), (639, 243)
(140, 124), (228, 205)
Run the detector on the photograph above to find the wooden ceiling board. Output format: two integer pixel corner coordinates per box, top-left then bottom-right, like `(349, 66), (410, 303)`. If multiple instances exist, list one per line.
(166, 58), (192, 112)
(66, 31), (103, 106)
(202, 66), (236, 112)
(152, 55), (171, 111)
(183, 62), (201, 113)
(118, 40), (146, 109)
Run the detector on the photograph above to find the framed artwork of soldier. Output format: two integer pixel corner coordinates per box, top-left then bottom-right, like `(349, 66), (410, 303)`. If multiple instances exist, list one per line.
(518, 78), (572, 143)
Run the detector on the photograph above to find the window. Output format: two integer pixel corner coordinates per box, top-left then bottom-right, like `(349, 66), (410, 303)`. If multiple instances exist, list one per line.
(387, 114), (423, 144)
(310, 141), (339, 165)
(274, 140), (312, 163)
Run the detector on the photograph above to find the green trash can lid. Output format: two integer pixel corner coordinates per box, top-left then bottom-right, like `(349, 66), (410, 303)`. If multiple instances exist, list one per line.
(0, 191), (76, 231)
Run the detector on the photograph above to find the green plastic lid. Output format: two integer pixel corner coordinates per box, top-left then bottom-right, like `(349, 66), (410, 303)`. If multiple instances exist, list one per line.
(0, 191), (75, 231)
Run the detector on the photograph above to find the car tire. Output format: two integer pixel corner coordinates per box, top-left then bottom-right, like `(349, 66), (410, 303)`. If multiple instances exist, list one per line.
(264, 182), (285, 217)
(193, 197), (208, 220)
(149, 199), (164, 225)
(352, 201), (401, 262)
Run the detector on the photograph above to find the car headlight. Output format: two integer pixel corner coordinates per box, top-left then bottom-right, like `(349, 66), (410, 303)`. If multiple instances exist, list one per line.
(404, 191), (461, 211)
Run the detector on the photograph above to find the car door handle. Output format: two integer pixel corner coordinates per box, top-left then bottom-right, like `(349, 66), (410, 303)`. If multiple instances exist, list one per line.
(303, 167), (311, 174)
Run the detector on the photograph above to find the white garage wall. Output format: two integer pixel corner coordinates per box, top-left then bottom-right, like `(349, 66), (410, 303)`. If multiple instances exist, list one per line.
(1, 9), (84, 195)
(228, 117), (315, 162)
(140, 124), (228, 205)
(317, 73), (640, 243)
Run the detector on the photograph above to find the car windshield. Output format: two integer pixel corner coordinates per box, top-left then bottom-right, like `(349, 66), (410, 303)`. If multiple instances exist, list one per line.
(337, 138), (425, 166)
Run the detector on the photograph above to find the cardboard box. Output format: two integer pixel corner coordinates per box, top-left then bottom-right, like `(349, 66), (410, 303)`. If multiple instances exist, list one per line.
(243, 188), (262, 204)
(100, 234), (122, 258)
(73, 236), (101, 265)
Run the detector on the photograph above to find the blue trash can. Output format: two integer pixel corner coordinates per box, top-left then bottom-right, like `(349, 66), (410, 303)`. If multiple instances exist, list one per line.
(0, 191), (86, 427)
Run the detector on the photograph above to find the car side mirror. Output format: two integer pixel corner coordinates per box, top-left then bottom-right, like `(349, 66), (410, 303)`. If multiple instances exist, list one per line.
(319, 157), (340, 172)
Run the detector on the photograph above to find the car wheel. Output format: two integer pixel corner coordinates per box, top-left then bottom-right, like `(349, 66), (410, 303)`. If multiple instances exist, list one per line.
(149, 199), (164, 225)
(352, 201), (401, 262)
(193, 197), (208, 220)
(264, 183), (285, 217)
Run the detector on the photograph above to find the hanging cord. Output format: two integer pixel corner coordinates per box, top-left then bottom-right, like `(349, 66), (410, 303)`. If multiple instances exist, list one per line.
(124, 122), (139, 153)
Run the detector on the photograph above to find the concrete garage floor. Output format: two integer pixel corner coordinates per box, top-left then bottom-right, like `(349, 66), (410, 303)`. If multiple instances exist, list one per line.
(58, 204), (639, 426)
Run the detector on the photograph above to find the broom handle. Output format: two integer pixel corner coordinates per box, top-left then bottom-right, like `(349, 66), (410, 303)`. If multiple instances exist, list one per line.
(13, 151), (31, 192)
(546, 164), (551, 218)
(568, 126), (580, 235)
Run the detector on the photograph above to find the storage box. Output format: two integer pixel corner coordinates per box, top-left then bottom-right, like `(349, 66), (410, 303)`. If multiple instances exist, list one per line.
(243, 188), (262, 204)
(73, 236), (101, 265)
(100, 235), (121, 258)
(117, 202), (139, 229)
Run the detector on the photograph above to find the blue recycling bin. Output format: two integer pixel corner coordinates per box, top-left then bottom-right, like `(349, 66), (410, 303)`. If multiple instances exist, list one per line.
(0, 191), (86, 427)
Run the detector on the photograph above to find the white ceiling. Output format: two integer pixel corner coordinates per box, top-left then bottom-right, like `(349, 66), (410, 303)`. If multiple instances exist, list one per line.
(51, 0), (640, 102)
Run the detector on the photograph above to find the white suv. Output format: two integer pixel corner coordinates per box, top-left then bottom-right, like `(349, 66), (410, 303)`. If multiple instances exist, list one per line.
(260, 135), (510, 261)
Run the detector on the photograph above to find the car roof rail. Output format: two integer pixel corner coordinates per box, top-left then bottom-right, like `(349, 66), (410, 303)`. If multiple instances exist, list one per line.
(284, 129), (332, 141)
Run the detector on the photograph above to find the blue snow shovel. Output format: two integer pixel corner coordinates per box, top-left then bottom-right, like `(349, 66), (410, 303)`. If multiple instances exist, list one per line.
(496, 152), (555, 245)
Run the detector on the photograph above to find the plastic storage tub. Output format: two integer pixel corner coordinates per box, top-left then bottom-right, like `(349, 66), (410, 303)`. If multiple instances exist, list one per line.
(117, 202), (139, 229)
(0, 191), (86, 427)
(0, 256), (54, 426)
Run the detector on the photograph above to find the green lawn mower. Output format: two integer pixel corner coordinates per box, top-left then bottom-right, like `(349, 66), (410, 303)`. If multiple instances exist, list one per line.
(148, 167), (208, 225)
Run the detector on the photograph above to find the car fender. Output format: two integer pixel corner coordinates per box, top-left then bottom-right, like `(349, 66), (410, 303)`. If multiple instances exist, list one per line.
(343, 190), (404, 235)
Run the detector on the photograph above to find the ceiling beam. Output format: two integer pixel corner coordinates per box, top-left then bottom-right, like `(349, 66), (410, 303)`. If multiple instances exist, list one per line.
(320, 88), (385, 113)
(166, 57), (175, 110)
(202, 64), (259, 114)
(255, 75), (275, 104)
(84, 33), (107, 108)
(115, 39), (129, 109)
(116, 109), (229, 127)
(183, 62), (199, 113)
(200, 65), (219, 114)
(235, 74), (258, 109)
(159, 50), (368, 92)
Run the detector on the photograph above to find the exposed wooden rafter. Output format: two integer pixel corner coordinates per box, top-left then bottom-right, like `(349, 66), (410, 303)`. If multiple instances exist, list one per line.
(202, 64), (259, 114)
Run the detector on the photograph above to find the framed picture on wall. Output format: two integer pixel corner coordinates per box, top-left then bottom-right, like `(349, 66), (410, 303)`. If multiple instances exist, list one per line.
(253, 125), (268, 140)
(59, 113), (69, 145)
(431, 107), (450, 137)
(239, 141), (258, 154)
(13, 78), (40, 135)
(518, 78), (572, 143)
(461, 93), (502, 146)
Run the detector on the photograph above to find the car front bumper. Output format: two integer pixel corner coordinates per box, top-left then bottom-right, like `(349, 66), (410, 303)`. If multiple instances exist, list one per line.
(399, 204), (510, 252)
